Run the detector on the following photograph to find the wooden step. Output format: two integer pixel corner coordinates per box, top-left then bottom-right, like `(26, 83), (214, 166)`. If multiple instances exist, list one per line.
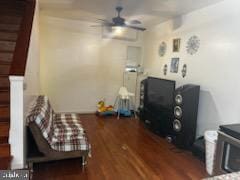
(0, 9), (24, 16)
(0, 64), (10, 75)
(0, 60), (11, 66)
(0, 122), (9, 138)
(0, 0), (26, 9)
(0, 40), (16, 52)
(0, 104), (10, 123)
(0, 24), (20, 32)
(0, 89), (9, 104)
(0, 143), (10, 158)
(0, 52), (13, 63)
(0, 15), (22, 25)
(0, 156), (12, 170)
(0, 119), (9, 125)
(0, 87), (9, 91)
(0, 75), (9, 88)
(0, 31), (18, 41)
(0, 136), (8, 144)
(0, 117), (10, 122)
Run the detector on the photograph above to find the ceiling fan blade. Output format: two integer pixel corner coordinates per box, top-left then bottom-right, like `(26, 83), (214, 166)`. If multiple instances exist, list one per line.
(127, 20), (142, 25)
(91, 5), (146, 31)
(125, 25), (146, 31)
(91, 21), (114, 27)
(97, 18), (111, 23)
(104, 22), (115, 27)
(90, 25), (104, 27)
(96, 19), (115, 26)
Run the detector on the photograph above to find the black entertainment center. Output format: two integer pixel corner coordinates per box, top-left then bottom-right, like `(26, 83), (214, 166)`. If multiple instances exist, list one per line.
(139, 77), (200, 150)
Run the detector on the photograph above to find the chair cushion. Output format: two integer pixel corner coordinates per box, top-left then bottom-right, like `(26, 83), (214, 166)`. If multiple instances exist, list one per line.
(26, 96), (90, 152)
(51, 113), (89, 151)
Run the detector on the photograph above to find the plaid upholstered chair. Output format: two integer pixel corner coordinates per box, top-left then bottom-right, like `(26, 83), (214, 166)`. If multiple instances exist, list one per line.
(26, 96), (90, 174)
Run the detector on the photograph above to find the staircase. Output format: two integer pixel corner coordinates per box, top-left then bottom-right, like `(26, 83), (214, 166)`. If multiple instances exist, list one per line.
(0, 0), (35, 170)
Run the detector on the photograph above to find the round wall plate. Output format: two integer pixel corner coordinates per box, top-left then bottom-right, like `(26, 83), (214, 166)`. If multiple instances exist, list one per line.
(186, 35), (200, 55)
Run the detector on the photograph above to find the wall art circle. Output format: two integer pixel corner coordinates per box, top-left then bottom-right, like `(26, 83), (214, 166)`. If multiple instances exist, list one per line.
(158, 41), (167, 57)
(186, 35), (200, 55)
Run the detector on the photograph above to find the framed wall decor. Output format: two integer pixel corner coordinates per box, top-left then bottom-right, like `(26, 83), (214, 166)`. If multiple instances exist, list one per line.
(159, 41), (167, 57)
(173, 38), (181, 52)
(170, 58), (180, 73)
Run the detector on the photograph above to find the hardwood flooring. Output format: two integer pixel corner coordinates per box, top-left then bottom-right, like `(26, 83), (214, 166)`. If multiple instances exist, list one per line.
(33, 115), (208, 180)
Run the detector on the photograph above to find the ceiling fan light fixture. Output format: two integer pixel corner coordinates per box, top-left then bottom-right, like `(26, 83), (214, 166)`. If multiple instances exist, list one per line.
(102, 26), (138, 41)
(112, 26), (124, 35)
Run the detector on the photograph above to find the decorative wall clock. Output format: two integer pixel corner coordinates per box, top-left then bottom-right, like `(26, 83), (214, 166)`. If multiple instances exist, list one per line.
(159, 42), (167, 57)
(186, 35), (200, 55)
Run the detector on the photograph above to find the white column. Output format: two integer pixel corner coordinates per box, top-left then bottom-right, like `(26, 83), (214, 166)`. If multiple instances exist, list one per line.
(9, 76), (25, 169)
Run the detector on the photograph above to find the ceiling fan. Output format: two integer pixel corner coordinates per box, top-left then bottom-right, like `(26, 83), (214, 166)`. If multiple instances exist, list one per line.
(93, 6), (146, 31)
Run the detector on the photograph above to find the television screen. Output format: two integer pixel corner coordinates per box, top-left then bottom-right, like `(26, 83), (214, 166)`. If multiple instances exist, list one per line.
(146, 77), (175, 111)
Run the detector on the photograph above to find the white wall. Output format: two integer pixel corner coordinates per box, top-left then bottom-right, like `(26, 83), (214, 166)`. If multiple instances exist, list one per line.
(40, 16), (143, 113)
(24, 2), (40, 109)
(143, 0), (240, 136)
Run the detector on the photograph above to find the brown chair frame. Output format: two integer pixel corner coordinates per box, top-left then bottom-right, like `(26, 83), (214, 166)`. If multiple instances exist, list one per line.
(26, 121), (89, 175)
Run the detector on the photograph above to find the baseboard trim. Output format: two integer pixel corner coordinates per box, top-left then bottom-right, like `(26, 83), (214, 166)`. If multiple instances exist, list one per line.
(58, 110), (96, 114)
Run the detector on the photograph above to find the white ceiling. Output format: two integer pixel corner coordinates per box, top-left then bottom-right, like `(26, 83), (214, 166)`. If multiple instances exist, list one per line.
(39, 0), (224, 27)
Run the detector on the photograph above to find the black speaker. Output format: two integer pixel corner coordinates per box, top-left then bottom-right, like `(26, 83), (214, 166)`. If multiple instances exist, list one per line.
(173, 84), (200, 150)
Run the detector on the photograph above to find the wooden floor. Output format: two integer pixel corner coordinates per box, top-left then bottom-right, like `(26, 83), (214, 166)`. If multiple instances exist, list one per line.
(33, 115), (208, 180)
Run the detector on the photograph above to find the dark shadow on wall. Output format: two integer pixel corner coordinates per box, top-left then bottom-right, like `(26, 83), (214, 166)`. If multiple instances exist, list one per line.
(172, 16), (183, 30)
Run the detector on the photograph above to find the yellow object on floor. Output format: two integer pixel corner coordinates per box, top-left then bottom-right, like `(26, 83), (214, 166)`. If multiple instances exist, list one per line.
(97, 100), (114, 113)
